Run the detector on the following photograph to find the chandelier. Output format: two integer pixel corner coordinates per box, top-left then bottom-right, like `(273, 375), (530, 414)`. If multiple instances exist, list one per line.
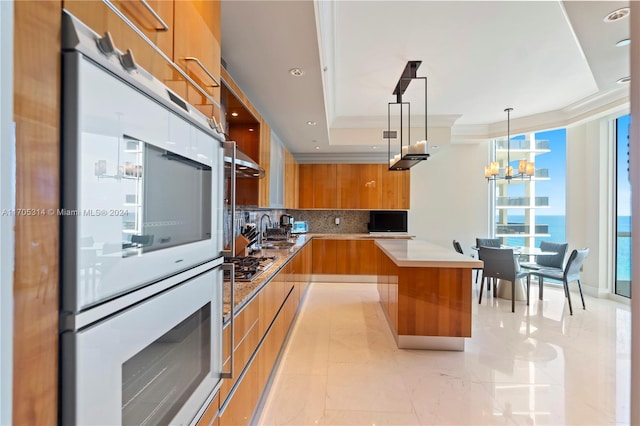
(485, 108), (534, 181)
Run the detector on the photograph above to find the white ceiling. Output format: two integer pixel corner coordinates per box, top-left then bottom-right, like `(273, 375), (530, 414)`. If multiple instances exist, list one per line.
(221, 0), (630, 161)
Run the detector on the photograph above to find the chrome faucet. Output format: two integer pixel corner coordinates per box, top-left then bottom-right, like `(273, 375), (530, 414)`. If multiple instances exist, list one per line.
(259, 213), (272, 245)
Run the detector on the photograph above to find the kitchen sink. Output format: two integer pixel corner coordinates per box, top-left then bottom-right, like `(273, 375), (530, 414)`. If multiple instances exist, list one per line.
(261, 241), (296, 249)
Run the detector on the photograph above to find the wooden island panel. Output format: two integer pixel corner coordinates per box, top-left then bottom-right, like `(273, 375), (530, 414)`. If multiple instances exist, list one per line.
(375, 240), (480, 350)
(397, 267), (472, 337)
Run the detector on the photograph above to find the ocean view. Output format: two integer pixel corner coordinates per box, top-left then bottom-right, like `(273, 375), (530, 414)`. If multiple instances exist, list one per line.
(503, 215), (631, 282)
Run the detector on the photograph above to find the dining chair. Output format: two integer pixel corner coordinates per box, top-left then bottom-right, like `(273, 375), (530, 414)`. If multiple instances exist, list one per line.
(527, 248), (589, 315)
(475, 238), (501, 288)
(478, 246), (530, 313)
(453, 240), (482, 283)
(520, 241), (568, 271)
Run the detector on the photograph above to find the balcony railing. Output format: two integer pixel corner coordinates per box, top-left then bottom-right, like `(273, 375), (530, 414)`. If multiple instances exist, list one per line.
(496, 223), (550, 234)
(496, 196), (550, 207)
(495, 139), (550, 150)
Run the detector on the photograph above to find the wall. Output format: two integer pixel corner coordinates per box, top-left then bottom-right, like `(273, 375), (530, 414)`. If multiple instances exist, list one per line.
(408, 143), (489, 253)
(629, 3), (639, 423)
(0, 1), (14, 423)
(566, 114), (618, 297)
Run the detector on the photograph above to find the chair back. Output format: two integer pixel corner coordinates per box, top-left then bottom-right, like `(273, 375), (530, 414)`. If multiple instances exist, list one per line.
(537, 241), (568, 269)
(476, 238), (501, 260)
(452, 240), (464, 255)
(564, 248), (589, 282)
(478, 246), (518, 283)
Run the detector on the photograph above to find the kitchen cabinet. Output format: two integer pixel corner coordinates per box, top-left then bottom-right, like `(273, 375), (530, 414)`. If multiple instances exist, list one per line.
(269, 132), (285, 207)
(63, 1), (175, 83)
(64, 0), (223, 121)
(284, 148), (300, 209)
(313, 239), (377, 276)
(218, 355), (259, 426)
(196, 391), (221, 426)
(221, 68), (271, 207)
(299, 164), (410, 209)
(337, 164), (382, 209)
(312, 239), (338, 274)
(298, 164), (338, 209)
(336, 240), (377, 275)
(172, 0), (222, 120)
(381, 166), (411, 209)
(219, 243), (312, 425)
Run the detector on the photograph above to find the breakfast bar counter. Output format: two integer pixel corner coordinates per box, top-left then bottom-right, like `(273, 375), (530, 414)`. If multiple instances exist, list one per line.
(375, 239), (483, 351)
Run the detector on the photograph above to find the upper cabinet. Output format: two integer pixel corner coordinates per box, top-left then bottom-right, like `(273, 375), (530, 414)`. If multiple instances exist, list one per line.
(299, 164), (410, 210)
(64, 0), (222, 121)
(173, 0), (222, 121)
(63, 0), (175, 81)
(284, 149), (299, 209)
(221, 68), (270, 207)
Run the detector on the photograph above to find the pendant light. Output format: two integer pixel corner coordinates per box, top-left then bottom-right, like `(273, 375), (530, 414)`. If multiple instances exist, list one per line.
(386, 61), (430, 170)
(485, 108), (535, 181)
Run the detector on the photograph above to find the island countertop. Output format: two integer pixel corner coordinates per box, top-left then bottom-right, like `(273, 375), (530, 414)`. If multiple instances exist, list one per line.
(375, 239), (484, 268)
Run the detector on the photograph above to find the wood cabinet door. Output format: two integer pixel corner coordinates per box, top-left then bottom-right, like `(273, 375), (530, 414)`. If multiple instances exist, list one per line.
(64, 0), (174, 82)
(336, 240), (377, 275)
(298, 164), (315, 208)
(337, 164), (360, 209)
(284, 148), (299, 208)
(312, 164), (338, 208)
(381, 169), (410, 209)
(359, 165), (383, 209)
(173, 0), (221, 119)
(312, 239), (337, 274)
(218, 358), (259, 426)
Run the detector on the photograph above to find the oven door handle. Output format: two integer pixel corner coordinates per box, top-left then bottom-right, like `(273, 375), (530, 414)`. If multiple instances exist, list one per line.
(220, 262), (234, 379)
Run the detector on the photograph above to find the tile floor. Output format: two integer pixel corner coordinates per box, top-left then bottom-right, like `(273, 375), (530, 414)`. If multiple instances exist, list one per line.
(256, 281), (631, 425)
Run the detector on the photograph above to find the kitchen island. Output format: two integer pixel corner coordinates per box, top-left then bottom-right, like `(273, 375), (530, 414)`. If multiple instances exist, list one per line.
(375, 239), (483, 351)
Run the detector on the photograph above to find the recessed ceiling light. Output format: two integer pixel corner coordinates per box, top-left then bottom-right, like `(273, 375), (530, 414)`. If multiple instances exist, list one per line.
(289, 68), (304, 77)
(307, 121), (317, 126)
(231, 112), (238, 117)
(617, 76), (631, 84)
(372, 146), (377, 149)
(604, 7), (629, 22)
(616, 38), (631, 47)
(248, 128), (254, 132)
(315, 146), (320, 150)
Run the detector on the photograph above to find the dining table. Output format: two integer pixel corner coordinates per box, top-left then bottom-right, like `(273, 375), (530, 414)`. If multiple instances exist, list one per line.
(472, 245), (558, 301)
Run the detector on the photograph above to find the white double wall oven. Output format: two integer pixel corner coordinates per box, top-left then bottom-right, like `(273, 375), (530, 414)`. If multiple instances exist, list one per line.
(60, 11), (228, 425)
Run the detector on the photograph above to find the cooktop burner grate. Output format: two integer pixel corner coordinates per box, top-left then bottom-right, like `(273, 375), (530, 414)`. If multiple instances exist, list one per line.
(224, 256), (276, 282)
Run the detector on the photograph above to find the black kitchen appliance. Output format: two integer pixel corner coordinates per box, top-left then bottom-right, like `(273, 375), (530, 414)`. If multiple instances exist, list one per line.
(280, 214), (294, 229)
(368, 211), (408, 233)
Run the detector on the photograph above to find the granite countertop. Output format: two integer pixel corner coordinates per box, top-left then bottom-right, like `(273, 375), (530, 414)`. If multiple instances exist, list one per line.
(307, 233), (415, 240)
(223, 235), (311, 322)
(222, 232), (416, 323)
(376, 239), (484, 268)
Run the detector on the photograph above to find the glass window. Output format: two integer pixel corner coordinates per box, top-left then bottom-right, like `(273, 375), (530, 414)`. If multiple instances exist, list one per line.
(493, 129), (566, 251)
(615, 114), (631, 298)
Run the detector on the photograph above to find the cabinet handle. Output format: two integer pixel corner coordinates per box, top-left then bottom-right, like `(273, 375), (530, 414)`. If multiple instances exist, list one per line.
(138, 0), (169, 32)
(102, 0), (221, 109)
(221, 262), (235, 379)
(184, 57), (221, 88)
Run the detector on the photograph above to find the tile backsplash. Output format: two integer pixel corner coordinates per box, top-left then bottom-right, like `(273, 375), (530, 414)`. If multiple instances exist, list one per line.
(225, 208), (385, 249)
(286, 210), (370, 234)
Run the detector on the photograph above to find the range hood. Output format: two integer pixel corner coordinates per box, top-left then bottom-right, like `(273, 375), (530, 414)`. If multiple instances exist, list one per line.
(224, 143), (265, 178)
